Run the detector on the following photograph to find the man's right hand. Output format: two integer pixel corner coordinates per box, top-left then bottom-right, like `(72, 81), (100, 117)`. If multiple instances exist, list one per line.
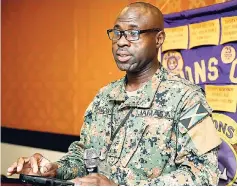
(7, 153), (58, 177)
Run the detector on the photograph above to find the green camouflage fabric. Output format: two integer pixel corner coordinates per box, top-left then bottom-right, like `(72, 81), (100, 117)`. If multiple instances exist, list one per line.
(56, 66), (222, 185)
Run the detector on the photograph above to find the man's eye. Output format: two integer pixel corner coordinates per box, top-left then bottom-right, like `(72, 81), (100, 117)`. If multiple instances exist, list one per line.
(129, 30), (138, 36)
(114, 30), (120, 36)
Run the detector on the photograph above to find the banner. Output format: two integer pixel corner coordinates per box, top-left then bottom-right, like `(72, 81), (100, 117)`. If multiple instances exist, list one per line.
(213, 113), (237, 185)
(189, 19), (220, 48)
(163, 1), (237, 185)
(162, 25), (188, 51)
(205, 85), (237, 113)
(221, 16), (237, 44)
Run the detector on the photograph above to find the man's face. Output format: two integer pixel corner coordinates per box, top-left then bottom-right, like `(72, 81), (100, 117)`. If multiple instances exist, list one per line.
(112, 8), (159, 73)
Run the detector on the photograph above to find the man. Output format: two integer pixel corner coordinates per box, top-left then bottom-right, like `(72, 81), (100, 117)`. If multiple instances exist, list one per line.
(7, 2), (221, 186)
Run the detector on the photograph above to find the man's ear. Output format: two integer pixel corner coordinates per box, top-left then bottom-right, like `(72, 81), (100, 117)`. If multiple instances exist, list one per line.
(156, 31), (165, 49)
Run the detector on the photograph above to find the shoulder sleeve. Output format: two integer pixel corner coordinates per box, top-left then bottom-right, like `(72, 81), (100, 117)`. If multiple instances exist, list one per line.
(176, 88), (221, 155)
(55, 88), (104, 180)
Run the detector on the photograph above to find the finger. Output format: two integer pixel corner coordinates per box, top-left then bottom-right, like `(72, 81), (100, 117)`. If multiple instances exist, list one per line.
(32, 153), (44, 162)
(40, 162), (52, 174)
(30, 156), (39, 173)
(7, 162), (17, 173)
(16, 157), (29, 172)
(40, 163), (58, 177)
(32, 153), (50, 169)
(7, 172), (13, 176)
(40, 165), (48, 174)
(7, 168), (17, 176)
(43, 162), (58, 173)
(39, 157), (50, 167)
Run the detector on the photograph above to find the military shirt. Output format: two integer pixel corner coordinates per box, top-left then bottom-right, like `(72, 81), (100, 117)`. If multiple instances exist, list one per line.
(56, 67), (221, 185)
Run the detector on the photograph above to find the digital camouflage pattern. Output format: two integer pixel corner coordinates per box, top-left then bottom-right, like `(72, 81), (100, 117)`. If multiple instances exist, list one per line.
(56, 67), (222, 185)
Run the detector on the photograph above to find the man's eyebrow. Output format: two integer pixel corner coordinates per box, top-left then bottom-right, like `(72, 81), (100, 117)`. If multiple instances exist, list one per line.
(113, 24), (121, 29)
(113, 24), (140, 30)
(129, 24), (139, 29)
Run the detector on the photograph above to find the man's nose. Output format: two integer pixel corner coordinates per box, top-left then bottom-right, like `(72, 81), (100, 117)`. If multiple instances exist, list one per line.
(117, 35), (130, 47)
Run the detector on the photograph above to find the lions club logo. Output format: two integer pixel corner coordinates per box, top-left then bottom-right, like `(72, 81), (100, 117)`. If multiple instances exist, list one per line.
(162, 51), (184, 75)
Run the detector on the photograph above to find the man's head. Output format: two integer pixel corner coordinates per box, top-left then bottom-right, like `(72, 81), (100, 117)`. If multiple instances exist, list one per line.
(109, 2), (165, 73)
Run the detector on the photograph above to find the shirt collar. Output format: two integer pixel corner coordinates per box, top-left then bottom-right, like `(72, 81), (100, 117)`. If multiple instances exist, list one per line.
(108, 66), (167, 109)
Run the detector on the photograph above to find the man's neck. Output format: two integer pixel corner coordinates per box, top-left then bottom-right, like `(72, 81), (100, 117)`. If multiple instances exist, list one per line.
(125, 62), (160, 92)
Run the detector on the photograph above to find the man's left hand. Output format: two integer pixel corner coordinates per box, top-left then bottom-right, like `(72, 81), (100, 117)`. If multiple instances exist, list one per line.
(71, 173), (118, 186)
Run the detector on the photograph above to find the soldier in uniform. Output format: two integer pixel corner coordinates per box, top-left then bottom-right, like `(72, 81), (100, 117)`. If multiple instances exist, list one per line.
(7, 2), (221, 186)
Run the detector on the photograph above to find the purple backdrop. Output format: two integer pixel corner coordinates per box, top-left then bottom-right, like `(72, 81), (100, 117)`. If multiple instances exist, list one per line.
(163, 1), (237, 185)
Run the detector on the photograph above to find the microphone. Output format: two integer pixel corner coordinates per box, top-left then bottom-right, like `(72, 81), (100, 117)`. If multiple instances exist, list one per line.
(84, 148), (99, 174)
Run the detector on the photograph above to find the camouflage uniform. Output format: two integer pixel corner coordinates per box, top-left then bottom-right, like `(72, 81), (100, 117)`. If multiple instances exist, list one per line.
(56, 67), (221, 185)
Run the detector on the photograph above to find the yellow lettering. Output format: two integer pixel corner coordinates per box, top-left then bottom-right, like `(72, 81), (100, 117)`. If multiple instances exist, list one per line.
(230, 59), (237, 83)
(208, 57), (219, 81)
(194, 60), (206, 84)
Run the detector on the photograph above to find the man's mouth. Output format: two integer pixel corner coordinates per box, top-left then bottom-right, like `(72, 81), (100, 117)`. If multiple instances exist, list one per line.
(117, 54), (132, 62)
(116, 51), (132, 62)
